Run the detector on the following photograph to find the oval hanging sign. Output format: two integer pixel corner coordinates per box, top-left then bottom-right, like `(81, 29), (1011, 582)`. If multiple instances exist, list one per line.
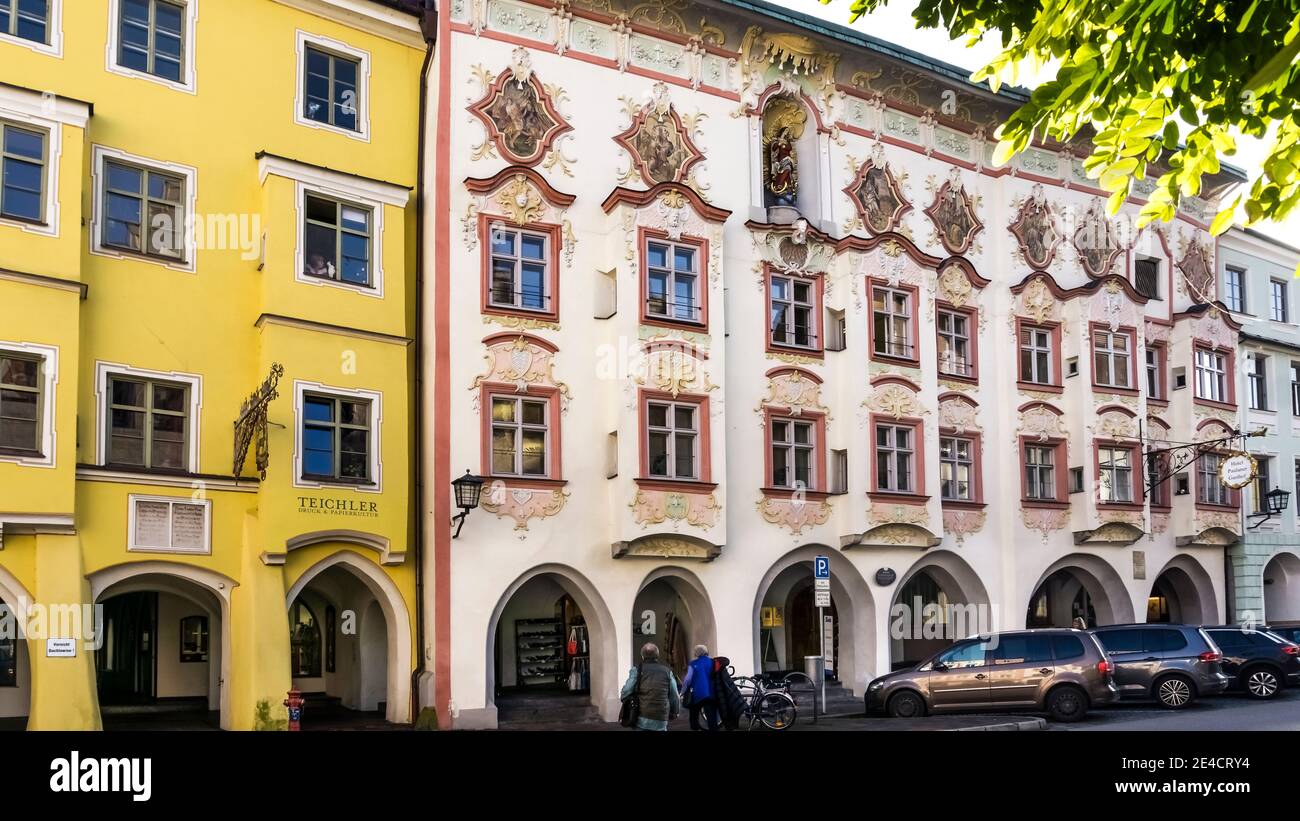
(1219, 452), (1257, 490)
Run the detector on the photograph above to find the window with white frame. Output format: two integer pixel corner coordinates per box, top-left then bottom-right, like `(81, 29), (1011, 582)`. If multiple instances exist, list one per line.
(490, 394), (548, 477)
(872, 286), (913, 359)
(1195, 348), (1228, 403)
(645, 240), (700, 323)
(647, 400), (698, 479)
(1, 121), (45, 223)
(1024, 444), (1056, 501)
(1224, 266), (1246, 313)
(1098, 446), (1134, 503)
(939, 435), (973, 501)
(303, 192), (372, 287)
(1292, 362), (1300, 416)
(302, 392), (373, 482)
(115, 0), (186, 83)
(1019, 325), (1054, 385)
(1247, 352), (1269, 411)
(101, 157), (186, 260)
(0, 352), (41, 454)
(770, 416), (814, 489)
(1271, 278), (1289, 323)
(303, 44), (361, 133)
(1253, 456), (1273, 514)
(128, 494), (210, 554)
(874, 422), (914, 493)
(1093, 329), (1132, 389)
(1199, 452), (1231, 505)
(937, 309), (972, 377)
(489, 226), (549, 312)
(770, 274), (817, 349)
(1145, 347), (1163, 399)
(107, 374), (189, 471)
(1, 0), (50, 44)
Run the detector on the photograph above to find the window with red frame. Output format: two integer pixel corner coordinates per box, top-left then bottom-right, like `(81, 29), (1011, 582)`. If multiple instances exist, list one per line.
(770, 416), (816, 489)
(1144, 346), (1165, 400)
(489, 394), (550, 477)
(1023, 443), (1059, 501)
(874, 422), (916, 493)
(646, 398), (700, 480)
(1019, 325), (1055, 385)
(645, 239), (702, 325)
(769, 273), (819, 350)
(1195, 348), (1229, 403)
(489, 226), (551, 314)
(937, 308), (975, 378)
(1145, 450), (1172, 507)
(939, 435), (976, 501)
(1093, 329), (1133, 390)
(1097, 445), (1136, 503)
(1198, 452), (1234, 506)
(872, 286), (915, 360)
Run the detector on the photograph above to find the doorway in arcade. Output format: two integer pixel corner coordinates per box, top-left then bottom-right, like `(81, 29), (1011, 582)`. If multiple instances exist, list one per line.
(493, 577), (591, 712)
(630, 578), (698, 680)
(758, 571), (839, 681)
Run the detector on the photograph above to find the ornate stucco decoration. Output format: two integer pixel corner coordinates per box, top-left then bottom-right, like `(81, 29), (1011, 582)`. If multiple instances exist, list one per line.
(1177, 238), (1216, 304)
(1093, 409), (1138, 440)
(495, 174), (547, 224)
(868, 501), (929, 526)
(1088, 278), (1139, 333)
(467, 49), (576, 170)
(471, 334), (572, 412)
(1017, 275), (1060, 325)
(465, 168), (577, 283)
(754, 219), (835, 277)
(629, 489), (721, 530)
(1151, 513), (1170, 535)
(844, 142), (912, 235)
(613, 81), (707, 187)
(1144, 319), (1171, 346)
(942, 509), (986, 545)
(864, 382), (927, 420)
(938, 396), (979, 434)
(845, 523), (940, 549)
(1188, 306), (1236, 351)
(1073, 521), (1144, 547)
(605, 182), (728, 284)
(757, 368), (829, 420)
(1073, 199), (1123, 278)
(734, 26), (841, 130)
(1008, 184), (1062, 270)
(612, 533), (721, 561)
(634, 344), (717, 399)
(757, 495), (833, 536)
(1194, 405), (1237, 429)
(1189, 510), (1241, 545)
(481, 482), (570, 533)
(924, 166), (983, 255)
(936, 261), (982, 309)
(1021, 508), (1069, 542)
(1018, 403), (1067, 442)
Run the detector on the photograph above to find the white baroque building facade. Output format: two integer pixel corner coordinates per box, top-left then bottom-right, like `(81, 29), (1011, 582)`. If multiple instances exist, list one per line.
(422, 0), (1251, 727)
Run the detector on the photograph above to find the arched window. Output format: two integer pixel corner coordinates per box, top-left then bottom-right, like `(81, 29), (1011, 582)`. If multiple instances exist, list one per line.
(290, 599), (321, 678)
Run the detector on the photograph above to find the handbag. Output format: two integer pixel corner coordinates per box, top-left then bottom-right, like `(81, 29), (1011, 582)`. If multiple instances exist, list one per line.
(618, 663), (643, 728)
(567, 628), (578, 657)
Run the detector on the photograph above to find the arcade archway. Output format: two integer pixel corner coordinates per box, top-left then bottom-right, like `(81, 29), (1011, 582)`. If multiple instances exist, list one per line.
(1146, 556), (1219, 624)
(1026, 554), (1134, 628)
(1263, 552), (1300, 622)
(630, 567), (716, 680)
(890, 551), (992, 670)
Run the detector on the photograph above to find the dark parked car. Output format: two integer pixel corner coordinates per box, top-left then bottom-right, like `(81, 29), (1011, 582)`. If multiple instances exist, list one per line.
(864, 629), (1119, 723)
(1267, 623), (1300, 645)
(1091, 624), (1229, 709)
(1204, 626), (1300, 699)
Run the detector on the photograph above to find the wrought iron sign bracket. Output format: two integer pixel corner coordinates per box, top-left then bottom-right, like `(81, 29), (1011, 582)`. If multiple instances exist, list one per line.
(1140, 422), (1264, 502)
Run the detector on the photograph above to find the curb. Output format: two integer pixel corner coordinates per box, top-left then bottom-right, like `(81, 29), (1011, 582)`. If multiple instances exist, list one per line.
(949, 717), (1048, 732)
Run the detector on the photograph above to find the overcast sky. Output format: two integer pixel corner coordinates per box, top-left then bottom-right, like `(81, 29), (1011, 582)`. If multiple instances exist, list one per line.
(774, 0), (1296, 246)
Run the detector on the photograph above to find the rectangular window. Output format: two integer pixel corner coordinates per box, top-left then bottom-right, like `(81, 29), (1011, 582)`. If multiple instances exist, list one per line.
(102, 158), (185, 260)
(1254, 456), (1273, 514)
(1199, 453), (1231, 506)
(1146, 452), (1171, 507)
(179, 615), (208, 662)
(1, 122), (46, 223)
(0, 353), (41, 454)
(1247, 352), (1269, 411)
(939, 436), (973, 501)
(770, 417), (815, 489)
(303, 193), (372, 287)
(830, 448), (848, 494)
(301, 393), (372, 482)
(1098, 446), (1134, 503)
(769, 274), (817, 349)
(1292, 362), (1300, 416)
(1224, 266), (1246, 313)
(303, 45), (361, 132)
(874, 423), (914, 493)
(488, 226), (550, 312)
(1134, 257), (1160, 300)
(490, 395), (549, 477)
(1093, 329), (1132, 389)
(1271, 279), (1289, 323)
(128, 495), (210, 554)
(646, 240), (700, 324)
(107, 375), (189, 471)
(1024, 444), (1056, 501)
(1145, 347), (1163, 400)
(647, 400), (698, 480)
(0, 602), (14, 686)
(1019, 325), (1054, 385)
(1195, 348), (1228, 403)
(872, 286), (913, 359)
(117, 0), (184, 82)
(0, 0), (50, 44)
(937, 309), (973, 377)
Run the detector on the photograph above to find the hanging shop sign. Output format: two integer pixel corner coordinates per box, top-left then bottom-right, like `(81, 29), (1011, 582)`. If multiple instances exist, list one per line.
(1219, 452), (1257, 490)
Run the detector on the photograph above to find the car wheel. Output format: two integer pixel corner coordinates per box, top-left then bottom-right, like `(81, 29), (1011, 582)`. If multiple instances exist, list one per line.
(887, 690), (926, 719)
(1045, 685), (1088, 723)
(1242, 666), (1281, 700)
(1154, 675), (1195, 709)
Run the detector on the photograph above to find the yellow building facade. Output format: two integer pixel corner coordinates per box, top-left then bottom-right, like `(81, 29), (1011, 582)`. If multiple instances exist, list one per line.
(0, 0), (429, 729)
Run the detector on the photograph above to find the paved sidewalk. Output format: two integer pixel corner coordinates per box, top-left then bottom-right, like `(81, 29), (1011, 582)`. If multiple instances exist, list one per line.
(486, 712), (1048, 731)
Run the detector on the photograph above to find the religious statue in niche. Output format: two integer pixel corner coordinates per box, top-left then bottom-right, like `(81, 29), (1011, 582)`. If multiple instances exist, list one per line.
(761, 97), (806, 208)
(468, 49), (572, 166)
(1009, 186), (1062, 270)
(924, 168), (982, 255)
(845, 145), (910, 235)
(613, 82), (705, 185)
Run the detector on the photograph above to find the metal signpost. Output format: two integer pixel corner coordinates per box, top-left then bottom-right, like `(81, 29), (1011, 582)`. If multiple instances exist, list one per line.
(814, 555), (830, 714)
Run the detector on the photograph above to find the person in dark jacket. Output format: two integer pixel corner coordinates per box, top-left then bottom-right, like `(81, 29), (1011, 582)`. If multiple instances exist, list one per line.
(680, 645), (719, 731)
(710, 655), (747, 731)
(619, 643), (679, 731)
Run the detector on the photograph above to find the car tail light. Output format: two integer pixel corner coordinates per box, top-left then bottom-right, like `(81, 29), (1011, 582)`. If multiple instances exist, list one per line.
(1283, 645), (1300, 656)
(1097, 660), (1115, 675)
(1198, 651), (1221, 663)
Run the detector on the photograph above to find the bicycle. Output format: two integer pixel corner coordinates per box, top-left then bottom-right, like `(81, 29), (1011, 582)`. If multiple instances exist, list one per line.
(731, 671), (797, 730)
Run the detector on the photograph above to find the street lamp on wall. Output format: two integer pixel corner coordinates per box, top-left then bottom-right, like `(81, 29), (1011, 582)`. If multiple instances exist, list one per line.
(451, 470), (485, 538)
(1249, 487), (1291, 530)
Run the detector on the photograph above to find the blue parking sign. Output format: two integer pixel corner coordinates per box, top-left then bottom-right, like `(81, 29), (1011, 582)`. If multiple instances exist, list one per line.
(814, 555), (830, 579)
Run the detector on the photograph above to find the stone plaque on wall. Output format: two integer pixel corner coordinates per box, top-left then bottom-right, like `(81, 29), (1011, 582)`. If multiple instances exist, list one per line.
(1132, 550), (1146, 581)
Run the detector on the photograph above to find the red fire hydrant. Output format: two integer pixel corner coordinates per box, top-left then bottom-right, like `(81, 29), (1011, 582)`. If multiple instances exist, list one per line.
(285, 688), (304, 731)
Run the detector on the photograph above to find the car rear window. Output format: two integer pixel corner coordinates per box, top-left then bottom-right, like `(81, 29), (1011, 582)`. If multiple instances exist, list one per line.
(1051, 634), (1086, 661)
(1247, 631), (1281, 648)
(1208, 630), (1249, 650)
(1094, 629), (1143, 653)
(991, 635), (1054, 664)
(1144, 629), (1188, 653)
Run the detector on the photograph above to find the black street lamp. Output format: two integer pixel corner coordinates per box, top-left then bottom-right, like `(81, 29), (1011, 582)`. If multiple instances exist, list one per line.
(1249, 487), (1292, 529)
(451, 470), (485, 538)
